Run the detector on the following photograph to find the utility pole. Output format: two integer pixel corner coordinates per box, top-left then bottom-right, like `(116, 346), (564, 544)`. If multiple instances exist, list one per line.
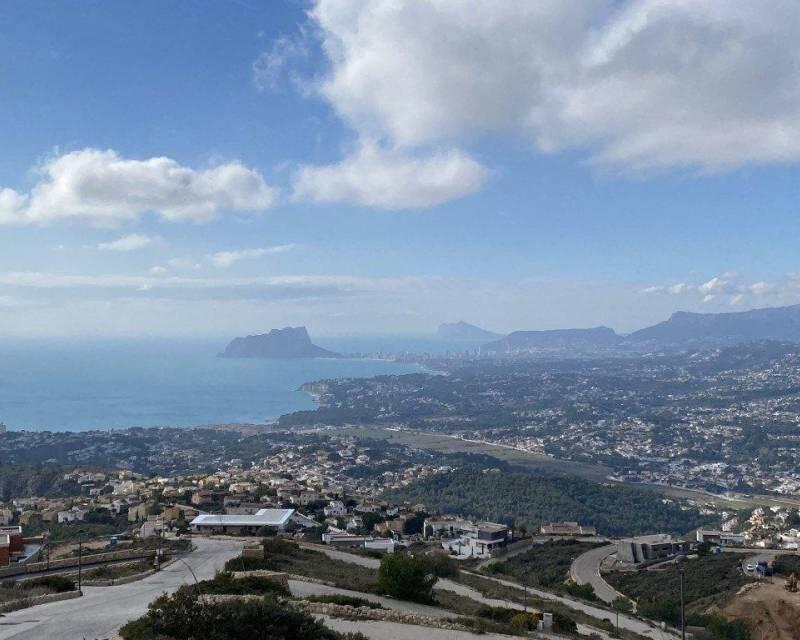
(679, 563), (686, 640)
(523, 581), (528, 612)
(155, 518), (163, 571)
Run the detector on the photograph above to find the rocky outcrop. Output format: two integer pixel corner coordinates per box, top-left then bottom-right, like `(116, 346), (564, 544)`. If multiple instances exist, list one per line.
(220, 327), (339, 359)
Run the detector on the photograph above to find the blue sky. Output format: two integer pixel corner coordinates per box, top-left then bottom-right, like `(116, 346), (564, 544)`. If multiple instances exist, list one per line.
(1, 0), (799, 336)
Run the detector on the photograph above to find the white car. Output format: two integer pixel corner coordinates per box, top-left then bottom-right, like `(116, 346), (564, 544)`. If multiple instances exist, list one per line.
(745, 563), (756, 571)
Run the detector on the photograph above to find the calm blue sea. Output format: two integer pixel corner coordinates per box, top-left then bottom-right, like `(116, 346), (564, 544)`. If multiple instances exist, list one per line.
(0, 337), (461, 432)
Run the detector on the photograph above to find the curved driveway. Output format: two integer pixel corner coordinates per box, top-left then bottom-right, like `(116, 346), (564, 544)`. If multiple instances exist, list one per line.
(570, 544), (625, 604)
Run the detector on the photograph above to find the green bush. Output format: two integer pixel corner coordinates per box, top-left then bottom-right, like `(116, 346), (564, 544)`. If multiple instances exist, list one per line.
(191, 572), (290, 597)
(225, 555), (284, 572)
(689, 613), (751, 640)
(563, 581), (597, 601)
(119, 590), (368, 640)
(427, 551), (460, 578)
(475, 604), (522, 624)
(376, 554), (437, 603)
(262, 538), (302, 557)
(509, 612), (540, 632)
(303, 595), (384, 609)
(552, 610), (577, 634)
(772, 554), (800, 576)
(21, 575), (75, 593)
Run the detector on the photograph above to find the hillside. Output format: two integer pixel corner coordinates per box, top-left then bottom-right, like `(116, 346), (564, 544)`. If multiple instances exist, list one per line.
(386, 467), (707, 537)
(626, 304), (800, 347)
(482, 326), (622, 353)
(221, 327), (339, 359)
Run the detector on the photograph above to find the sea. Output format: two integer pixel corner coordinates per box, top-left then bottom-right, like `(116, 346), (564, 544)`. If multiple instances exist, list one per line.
(0, 336), (482, 433)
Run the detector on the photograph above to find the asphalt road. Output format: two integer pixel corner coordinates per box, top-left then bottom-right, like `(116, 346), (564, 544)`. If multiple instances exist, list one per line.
(0, 537), (244, 640)
(570, 544), (623, 604)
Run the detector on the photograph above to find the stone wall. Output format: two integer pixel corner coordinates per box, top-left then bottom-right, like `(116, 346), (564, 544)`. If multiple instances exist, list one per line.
(0, 589), (81, 614)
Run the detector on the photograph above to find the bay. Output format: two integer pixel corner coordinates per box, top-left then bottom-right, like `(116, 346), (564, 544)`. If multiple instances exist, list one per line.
(0, 337), (427, 432)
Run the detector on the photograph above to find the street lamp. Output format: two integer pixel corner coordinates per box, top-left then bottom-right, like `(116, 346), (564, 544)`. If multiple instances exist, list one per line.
(176, 558), (203, 598)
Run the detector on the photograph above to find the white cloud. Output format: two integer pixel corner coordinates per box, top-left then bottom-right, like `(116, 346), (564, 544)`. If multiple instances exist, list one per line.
(166, 258), (201, 270)
(292, 143), (488, 209)
(98, 233), (160, 252)
(0, 148), (276, 226)
(252, 33), (311, 92)
(309, 0), (800, 171)
(748, 281), (773, 296)
(209, 244), (297, 269)
(0, 188), (27, 224)
(641, 272), (800, 307)
(148, 266), (169, 276)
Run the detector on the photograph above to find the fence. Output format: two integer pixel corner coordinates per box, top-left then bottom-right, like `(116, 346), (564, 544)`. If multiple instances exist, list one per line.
(0, 548), (155, 579)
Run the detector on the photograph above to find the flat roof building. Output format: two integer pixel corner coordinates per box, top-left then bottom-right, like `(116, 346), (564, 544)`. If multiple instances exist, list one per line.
(617, 534), (689, 565)
(190, 508), (317, 535)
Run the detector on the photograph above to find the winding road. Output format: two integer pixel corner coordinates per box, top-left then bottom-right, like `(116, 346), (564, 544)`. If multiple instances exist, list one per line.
(0, 537), (244, 640)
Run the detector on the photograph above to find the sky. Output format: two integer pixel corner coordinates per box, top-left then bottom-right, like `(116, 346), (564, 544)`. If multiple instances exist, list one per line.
(1, 0), (800, 337)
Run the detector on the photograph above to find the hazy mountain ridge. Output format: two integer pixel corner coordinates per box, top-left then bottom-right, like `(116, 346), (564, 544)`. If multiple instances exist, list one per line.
(626, 304), (800, 347)
(479, 304), (800, 352)
(221, 327), (340, 359)
(483, 326), (622, 353)
(437, 321), (502, 341)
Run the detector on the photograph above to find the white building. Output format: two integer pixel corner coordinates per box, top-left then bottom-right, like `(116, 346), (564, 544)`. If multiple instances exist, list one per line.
(190, 508), (317, 535)
(324, 500), (347, 518)
(57, 507), (89, 524)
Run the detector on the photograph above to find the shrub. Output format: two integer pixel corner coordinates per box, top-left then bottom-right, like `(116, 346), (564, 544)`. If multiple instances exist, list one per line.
(21, 575), (75, 593)
(304, 595), (384, 609)
(119, 590), (368, 640)
(427, 551), (460, 578)
(552, 611), (577, 634)
(376, 554), (437, 603)
(475, 605), (520, 624)
(193, 572), (291, 597)
(509, 612), (540, 632)
(263, 538), (302, 557)
(563, 581), (597, 601)
(772, 554), (800, 576)
(225, 555), (284, 572)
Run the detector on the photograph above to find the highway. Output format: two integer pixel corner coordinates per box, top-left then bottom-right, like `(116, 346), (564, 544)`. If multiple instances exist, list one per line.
(0, 537), (244, 640)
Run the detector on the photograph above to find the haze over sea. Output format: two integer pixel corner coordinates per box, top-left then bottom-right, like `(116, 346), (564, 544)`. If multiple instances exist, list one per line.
(0, 337), (470, 432)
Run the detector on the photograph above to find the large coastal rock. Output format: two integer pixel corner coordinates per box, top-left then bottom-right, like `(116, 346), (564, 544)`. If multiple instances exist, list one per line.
(221, 327), (339, 359)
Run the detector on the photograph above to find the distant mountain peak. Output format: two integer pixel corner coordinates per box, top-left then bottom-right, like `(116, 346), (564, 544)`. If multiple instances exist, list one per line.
(437, 321), (502, 341)
(221, 326), (340, 359)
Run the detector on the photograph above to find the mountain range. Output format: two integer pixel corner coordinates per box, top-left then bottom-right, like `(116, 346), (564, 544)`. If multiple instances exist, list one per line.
(474, 303), (800, 353)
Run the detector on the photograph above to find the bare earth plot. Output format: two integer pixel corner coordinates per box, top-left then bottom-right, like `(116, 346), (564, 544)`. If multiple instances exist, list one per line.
(720, 579), (800, 640)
